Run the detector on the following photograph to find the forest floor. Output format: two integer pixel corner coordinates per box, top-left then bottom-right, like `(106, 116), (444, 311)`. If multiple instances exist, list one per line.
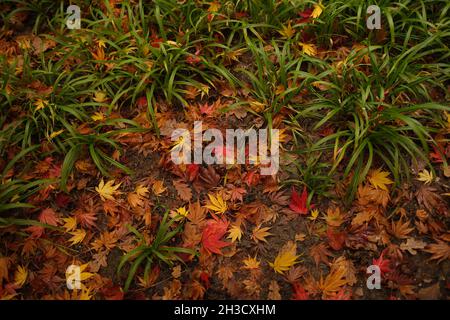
(0, 1), (449, 300)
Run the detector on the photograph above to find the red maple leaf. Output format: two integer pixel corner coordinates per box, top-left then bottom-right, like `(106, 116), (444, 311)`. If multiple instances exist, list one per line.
(325, 289), (352, 300)
(186, 164), (200, 181)
(372, 251), (392, 275)
(199, 102), (215, 116)
(297, 7), (313, 23)
(327, 228), (346, 251)
(289, 186), (314, 215)
(429, 145), (444, 163)
(25, 225), (45, 238)
(291, 283), (309, 300)
(38, 208), (59, 226)
(199, 271), (210, 289)
(136, 96), (147, 108)
(201, 218), (230, 255)
(75, 210), (97, 228)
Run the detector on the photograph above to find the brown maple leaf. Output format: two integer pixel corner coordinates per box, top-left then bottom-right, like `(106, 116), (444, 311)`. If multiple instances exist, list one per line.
(251, 224), (273, 243)
(416, 185), (442, 212)
(227, 184), (246, 202)
(193, 166), (220, 191)
(310, 243), (333, 267)
(390, 218), (414, 239)
(424, 240), (450, 263)
(187, 201), (207, 225)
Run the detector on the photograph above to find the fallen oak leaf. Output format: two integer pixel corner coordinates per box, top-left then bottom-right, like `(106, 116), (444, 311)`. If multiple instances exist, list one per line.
(173, 180), (192, 202)
(400, 238), (427, 255)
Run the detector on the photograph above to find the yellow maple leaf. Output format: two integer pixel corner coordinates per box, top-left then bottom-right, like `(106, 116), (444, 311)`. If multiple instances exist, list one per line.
(49, 129), (64, 140)
(176, 206), (189, 217)
(14, 265), (28, 288)
(417, 169), (434, 185)
(152, 180), (167, 196)
(68, 229), (86, 246)
(135, 185), (149, 197)
(62, 217), (77, 232)
(368, 168), (394, 191)
(91, 112), (105, 122)
(95, 179), (122, 201)
(251, 225), (273, 243)
(279, 21), (295, 39)
(65, 263), (95, 289)
(243, 255), (261, 270)
(312, 1), (324, 19)
(208, 1), (221, 12)
(299, 42), (317, 57)
(93, 91), (108, 103)
(204, 193), (227, 214)
(227, 225), (243, 243)
(269, 241), (300, 274)
(309, 208), (319, 221)
(34, 98), (48, 111)
(128, 192), (144, 208)
(319, 264), (348, 297)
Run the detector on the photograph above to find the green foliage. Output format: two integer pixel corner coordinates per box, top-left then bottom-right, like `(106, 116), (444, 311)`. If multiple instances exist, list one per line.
(117, 206), (197, 292)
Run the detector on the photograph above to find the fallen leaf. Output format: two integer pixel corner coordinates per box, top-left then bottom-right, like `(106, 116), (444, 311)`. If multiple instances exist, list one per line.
(202, 219), (230, 255)
(173, 180), (192, 202)
(243, 255), (261, 270)
(269, 241), (300, 274)
(424, 240), (450, 263)
(204, 193), (227, 215)
(289, 186), (313, 215)
(227, 225), (243, 243)
(14, 265), (28, 288)
(417, 169), (434, 184)
(95, 179), (122, 201)
(251, 224), (272, 243)
(68, 229), (86, 246)
(368, 169), (394, 191)
(400, 238), (427, 255)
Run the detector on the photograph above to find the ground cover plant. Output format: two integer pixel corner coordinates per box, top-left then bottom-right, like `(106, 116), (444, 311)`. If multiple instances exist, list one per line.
(0, 0), (449, 300)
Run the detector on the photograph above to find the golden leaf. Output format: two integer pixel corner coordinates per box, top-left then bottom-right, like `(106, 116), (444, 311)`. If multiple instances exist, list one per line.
(251, 224), (273, 243)
(269, 241), (300, 274)
(312, 1), (324, 18)
(68, 229), (86, 246)
(368, 168), (394, 191)
(95, 179), (122, 201)
(152, 180), (167, 196)
(62, 217), (77, 232)
(417, 169), (434, 185)
(14, 265), (28, 288)
(299, 42), (317, 57)
(243, 255), (261, 270)
(227, 225), (243, 243)
(204, 193), (227, 214)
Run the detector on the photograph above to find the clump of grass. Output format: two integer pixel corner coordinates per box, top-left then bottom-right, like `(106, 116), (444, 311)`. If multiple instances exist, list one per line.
(118, 206), (196, 292)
